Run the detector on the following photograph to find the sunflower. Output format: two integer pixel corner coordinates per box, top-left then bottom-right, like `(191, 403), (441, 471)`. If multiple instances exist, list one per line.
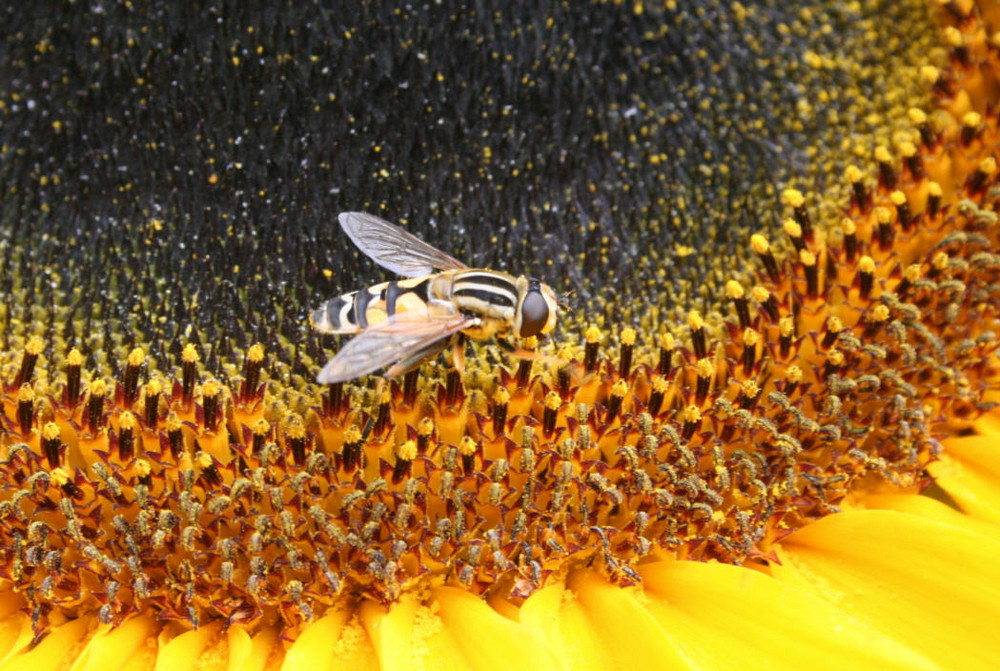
(2, 1), (999, 670)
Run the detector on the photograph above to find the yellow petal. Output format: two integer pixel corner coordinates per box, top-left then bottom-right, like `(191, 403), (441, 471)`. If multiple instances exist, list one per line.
(71, 615), (157, 671)
(859, 492), (1000, 541)
(519, 580), (611, 669)
(282, 609), (378, 671)
(431, 586), (561, 671)
(929, 420), (1000, 524)
(155, 622), (223, 671)
(0, 597), (31, 667)
(772, 509), (1000, 669)
(0, 617), (91, 671)
(358, 598), (416, 670)
(228, 626), (282, 671)
(567, 570), (691, 669)
(639, 559), (933, 670)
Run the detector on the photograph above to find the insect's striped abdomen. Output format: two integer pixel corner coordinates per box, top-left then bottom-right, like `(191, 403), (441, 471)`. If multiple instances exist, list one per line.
(312, 277), (432, 334)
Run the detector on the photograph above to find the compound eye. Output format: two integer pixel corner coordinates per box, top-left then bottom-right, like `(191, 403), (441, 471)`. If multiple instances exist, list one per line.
(519, 290), (550, 337)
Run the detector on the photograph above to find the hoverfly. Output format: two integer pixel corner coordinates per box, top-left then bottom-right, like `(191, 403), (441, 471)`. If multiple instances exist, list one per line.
(312, 212), (560, 384)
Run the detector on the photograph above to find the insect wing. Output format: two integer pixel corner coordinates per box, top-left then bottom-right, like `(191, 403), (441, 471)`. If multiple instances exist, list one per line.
(317, 308), (476, 383)
(339, 212), (469, 278)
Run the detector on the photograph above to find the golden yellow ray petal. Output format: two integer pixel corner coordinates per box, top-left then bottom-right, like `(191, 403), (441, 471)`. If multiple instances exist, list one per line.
(928, 412), (1000, 524)
(70, 615), (157, 671)
(639, 559), (934, 671)
(519, 581), (611, 669)
(282, 609), (379, 671)
(0, 617), (90, 671)
(227, 626), (282, 671)
(927, 448), (1000, 525)
(566, 570), (691, 669)
(358, 597), (417, 670)
(154, 622), (224, 671)
(327, 617), (378, 671)
(0, 592), (30, 665)
(771, 510), (1000, 670)
(408, 601), (469, 670)
(859, 493), (1000, 541)
(431, 586), (562, 671)
(283, 610), (349, 671)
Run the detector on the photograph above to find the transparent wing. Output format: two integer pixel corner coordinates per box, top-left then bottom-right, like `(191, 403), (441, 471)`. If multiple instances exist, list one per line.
(317, 307), (477, 383)
(339, 212), (468, 278)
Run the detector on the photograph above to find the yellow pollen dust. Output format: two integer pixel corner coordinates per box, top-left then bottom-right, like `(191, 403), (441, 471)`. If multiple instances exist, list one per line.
(904, 264), (922, 281)
(944, 25), (964, 47)
(165, 412), (182, 432)
(182, 343), (200, 363)
(978, 156), (997, 175)
(42, 421), (60, 441)
(786, 365), (803, 383)
(840, 217), (856, 235)
(741, 379), (760, 398)
(750, 233), (770, 254)
(395, 440), (417, 461)
(50, 468), (70, 487)
(725, 280), (744, 299)
(134, 459), (152, 477)
(611, 379), (628, 398)
(687, 310), (704, 331)
(119, 411), (137, 432)
(545, 391), (561, 411)
(247, 343), (266, 362)
(418, 417), (435, 437)
(696, 358), (714, 378)
(145, 378), (162, 396)
(17, 384), (34, 403)
(127, 347), (145, 367)
(196, 452), (214, 469)
(890, 190), (907, 206)
(493, 386), (511, 405)
(859, 256), (877, 274)
(799, 250), (816, 266)
(907, 107), (927, 125)
(933, 251), (950, 270)
(584, 325), (602, 344)
(783, 219), (802, 238)
(659, 332), (675, 350)
(682, 405), (702, 423)
(742, 328), (760, 346)
(870, 304), (891, 323)
(201, 379), (221, 397)
(962, 111), (982, 128)
(779, 316), (795, 337)
(66, 348), (84, 366)
(874, 145), (893, 163)
(458, 436), (477, 456)
(874, 206), (893, 224)
(827, 315), (843, 332)
(845, 164), (864, 182)
(828, 349), (845, 366)
(26, 336), (44, 355)
(253, 418), (270, 436)
(751, 286), (770, 303)
(928, 181), (943, 197)
(344, 426), (362, 443)
(620, 327), (636, 347)
(285, 415), (306, 440)
(781, 188), (804, 208)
